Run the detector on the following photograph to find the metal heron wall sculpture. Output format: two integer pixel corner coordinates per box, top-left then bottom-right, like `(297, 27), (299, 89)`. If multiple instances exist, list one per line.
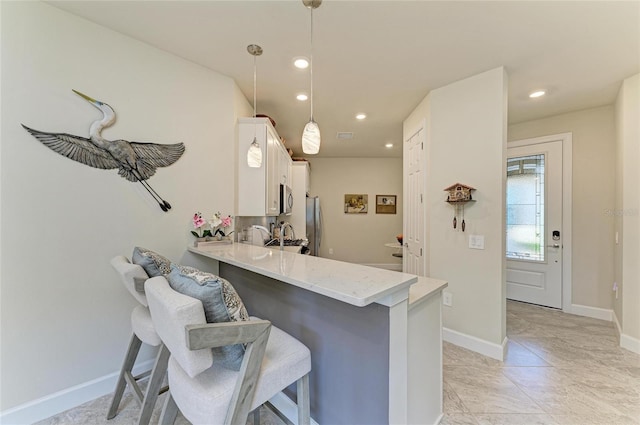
(22, 90), (185, 212)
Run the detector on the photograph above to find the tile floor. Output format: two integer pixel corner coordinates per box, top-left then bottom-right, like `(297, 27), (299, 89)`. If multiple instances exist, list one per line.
(443, 300), (640, 425)
(36, 300), (639, 425)
(33, 390), (284, 425)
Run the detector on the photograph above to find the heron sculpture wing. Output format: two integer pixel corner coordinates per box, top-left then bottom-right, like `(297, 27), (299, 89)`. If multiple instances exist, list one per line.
(21, 124), (120, 170)
(127, 141), (186, 181)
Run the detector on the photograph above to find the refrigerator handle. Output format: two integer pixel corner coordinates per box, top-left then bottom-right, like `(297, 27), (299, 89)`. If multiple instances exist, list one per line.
(317, 202), (322, 248)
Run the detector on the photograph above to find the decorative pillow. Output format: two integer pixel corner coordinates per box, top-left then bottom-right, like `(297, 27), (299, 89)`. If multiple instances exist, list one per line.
(167, 264), (249, 370)
(132, 247), (171, 277)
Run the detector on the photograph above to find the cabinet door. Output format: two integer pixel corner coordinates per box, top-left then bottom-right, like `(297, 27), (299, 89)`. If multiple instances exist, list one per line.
(278, 144), (291, 186)
(266, 127), (280, 216)
(237, 120), (268, 216)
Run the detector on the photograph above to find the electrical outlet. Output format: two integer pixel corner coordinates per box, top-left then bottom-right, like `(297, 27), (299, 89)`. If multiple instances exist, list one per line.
(443, 291), (453, 307)
(329, 248), (334, 255)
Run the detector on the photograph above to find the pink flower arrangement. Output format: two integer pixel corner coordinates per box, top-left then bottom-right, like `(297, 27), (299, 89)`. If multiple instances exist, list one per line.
(210, 212), (233, 237)
(191, 212), (212, 238)
(190, 211), (233, 239)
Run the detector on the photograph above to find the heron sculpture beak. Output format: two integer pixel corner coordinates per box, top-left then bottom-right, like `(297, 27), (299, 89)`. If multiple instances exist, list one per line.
(72, 89), (103, 106)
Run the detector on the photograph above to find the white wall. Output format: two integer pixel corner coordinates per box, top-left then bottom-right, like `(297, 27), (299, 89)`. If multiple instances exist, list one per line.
(0, 1), (250, 419)
(306, 158), (403, 265)
(509, 106), (616, 310)
(615, 73), (640, 348)
(404, 67), (508, 355)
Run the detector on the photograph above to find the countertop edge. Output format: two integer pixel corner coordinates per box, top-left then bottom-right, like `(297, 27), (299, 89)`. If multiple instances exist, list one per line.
(188, 245), (417, 308)
(408, 277), (448, 310)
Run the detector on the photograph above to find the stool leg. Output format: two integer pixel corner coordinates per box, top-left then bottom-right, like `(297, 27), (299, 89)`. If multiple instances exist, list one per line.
(107, 333), (143, 419)
(159, 392), (179, 425)
(297, 374), (310, 425)
(137, 344), (170, 425)
(253, 406), (260, 425)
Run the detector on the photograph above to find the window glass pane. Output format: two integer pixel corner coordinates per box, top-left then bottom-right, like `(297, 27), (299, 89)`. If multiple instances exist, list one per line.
(506, 154), (544, 261)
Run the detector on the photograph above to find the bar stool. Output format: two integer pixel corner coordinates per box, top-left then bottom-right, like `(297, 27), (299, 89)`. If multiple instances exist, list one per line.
(107, 255), (170, 425)
(144, 275), (311, 425)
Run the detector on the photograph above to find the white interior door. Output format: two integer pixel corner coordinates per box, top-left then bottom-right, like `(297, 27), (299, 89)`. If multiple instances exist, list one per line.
(403, 127), (424, 276)
(506, 141), (563, 308)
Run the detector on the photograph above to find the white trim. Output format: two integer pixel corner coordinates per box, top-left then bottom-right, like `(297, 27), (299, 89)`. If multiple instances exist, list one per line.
(613, 311), (640, 354)
(269, 392), (319, 425)
(571, 304), (613, 322)
(0, 358), (155, 425)
(443, 327), (507, 361)
(388, 300), (409, 424)
(613, 310), (623, 335)
(508, 133), (573, 312)
(432, 413), (445, 425)
(620, 333), (640, 355)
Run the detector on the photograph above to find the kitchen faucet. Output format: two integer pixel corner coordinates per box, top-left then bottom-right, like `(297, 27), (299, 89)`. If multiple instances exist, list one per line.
(279, 222), (295, 251)
(250, 225), (272, 245)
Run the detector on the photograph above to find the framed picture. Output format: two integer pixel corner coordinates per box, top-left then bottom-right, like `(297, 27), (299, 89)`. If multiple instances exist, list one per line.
(376, 195), (397, 214)
(344, 194), (368, 214)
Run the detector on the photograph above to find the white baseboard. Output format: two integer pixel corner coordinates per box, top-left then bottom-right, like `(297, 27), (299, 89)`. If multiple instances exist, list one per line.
(613, 311), (640, 354)
(269, 392), (319, 425)
(443, 327), (507, 361)
(432, 413), (444, 425)
(613, 311), (623, 335)
(571, 304), (613, 322)
(0, 359), (155, 425)
(360, 263), (403, 272)
(620, 333), (640, 354)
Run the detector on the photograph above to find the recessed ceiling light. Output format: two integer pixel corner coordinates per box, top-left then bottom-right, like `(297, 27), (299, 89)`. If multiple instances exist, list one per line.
(529, 90), (546, 98)
(293, 57), (309, 69)
(356, 113), (367, 120)
(296, 93), (308, 101)
(385, 143), (394, 148)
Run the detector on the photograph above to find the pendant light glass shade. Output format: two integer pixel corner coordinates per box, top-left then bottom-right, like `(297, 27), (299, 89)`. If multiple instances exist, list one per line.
(302, 120), (321, 154)
(247, 44), (263, 168)
(247, 137), (262, 167)
(301, 0), (321, 155)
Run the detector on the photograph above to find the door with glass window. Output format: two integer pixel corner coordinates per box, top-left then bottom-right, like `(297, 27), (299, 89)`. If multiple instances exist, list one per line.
(506, 141), (562, 308)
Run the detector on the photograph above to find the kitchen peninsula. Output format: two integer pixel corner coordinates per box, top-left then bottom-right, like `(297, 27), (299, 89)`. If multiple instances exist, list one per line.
(184, 243), (447, 425)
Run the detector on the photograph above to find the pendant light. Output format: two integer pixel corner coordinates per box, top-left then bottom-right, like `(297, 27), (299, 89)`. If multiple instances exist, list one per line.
(301, 0), (322, 154)
(247, 44), (263, 168)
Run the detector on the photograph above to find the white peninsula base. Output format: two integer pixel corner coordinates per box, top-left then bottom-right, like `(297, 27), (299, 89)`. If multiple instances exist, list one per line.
(183, 244), (447, 425)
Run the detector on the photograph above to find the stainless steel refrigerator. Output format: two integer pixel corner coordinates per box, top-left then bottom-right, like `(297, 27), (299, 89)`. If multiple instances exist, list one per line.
(306, 196), (322, 256)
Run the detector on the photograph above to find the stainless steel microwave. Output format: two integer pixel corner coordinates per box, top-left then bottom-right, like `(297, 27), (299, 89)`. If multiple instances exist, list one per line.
(280, 184), (293, 215)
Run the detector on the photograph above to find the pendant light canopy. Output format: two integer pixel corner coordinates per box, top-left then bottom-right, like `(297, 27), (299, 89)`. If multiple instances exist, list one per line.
(247, 44), (263, 168)
(301, 0), (322, 155)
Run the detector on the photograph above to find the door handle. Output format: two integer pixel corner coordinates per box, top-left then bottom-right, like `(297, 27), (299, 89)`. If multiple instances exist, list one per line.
(547, 244), (560, 248)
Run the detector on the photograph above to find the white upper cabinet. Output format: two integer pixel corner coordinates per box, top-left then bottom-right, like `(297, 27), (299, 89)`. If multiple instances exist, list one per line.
(237, 117), (289, 216)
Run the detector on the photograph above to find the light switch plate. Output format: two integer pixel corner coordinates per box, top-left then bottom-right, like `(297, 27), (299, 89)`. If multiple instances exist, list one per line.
(469, 234), (485, 250)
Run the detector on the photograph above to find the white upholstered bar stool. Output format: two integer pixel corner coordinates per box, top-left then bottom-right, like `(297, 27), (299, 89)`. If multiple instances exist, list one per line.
(107, 256), (170, 425)
(144, 276), (311, 425)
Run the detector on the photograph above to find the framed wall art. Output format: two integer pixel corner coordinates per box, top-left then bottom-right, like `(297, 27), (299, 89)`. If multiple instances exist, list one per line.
(344, 194), (368, 214)
(376, 195), (396, 214)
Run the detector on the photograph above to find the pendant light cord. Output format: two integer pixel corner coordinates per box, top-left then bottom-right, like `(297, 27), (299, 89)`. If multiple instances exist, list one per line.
(309, 5), (314, 121)
(253, 54), (257, 119)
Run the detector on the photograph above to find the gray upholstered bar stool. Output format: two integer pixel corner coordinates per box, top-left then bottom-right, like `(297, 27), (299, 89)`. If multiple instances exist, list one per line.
(144, 276), (311, 425)
(107, 255), (170, 425)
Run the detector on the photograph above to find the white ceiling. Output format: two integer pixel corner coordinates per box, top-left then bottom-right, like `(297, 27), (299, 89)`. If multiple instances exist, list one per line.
(48, 1), (639, 158)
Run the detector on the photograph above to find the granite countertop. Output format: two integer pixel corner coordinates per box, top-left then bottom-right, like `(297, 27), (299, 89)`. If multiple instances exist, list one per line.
(408, 277), (449, 310)
(188, 243), (419, 307)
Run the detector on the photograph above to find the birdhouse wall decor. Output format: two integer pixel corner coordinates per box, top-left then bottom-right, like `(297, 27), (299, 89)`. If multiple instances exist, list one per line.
(22, 89), (185, 212)
(445, 183), (476, 232)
